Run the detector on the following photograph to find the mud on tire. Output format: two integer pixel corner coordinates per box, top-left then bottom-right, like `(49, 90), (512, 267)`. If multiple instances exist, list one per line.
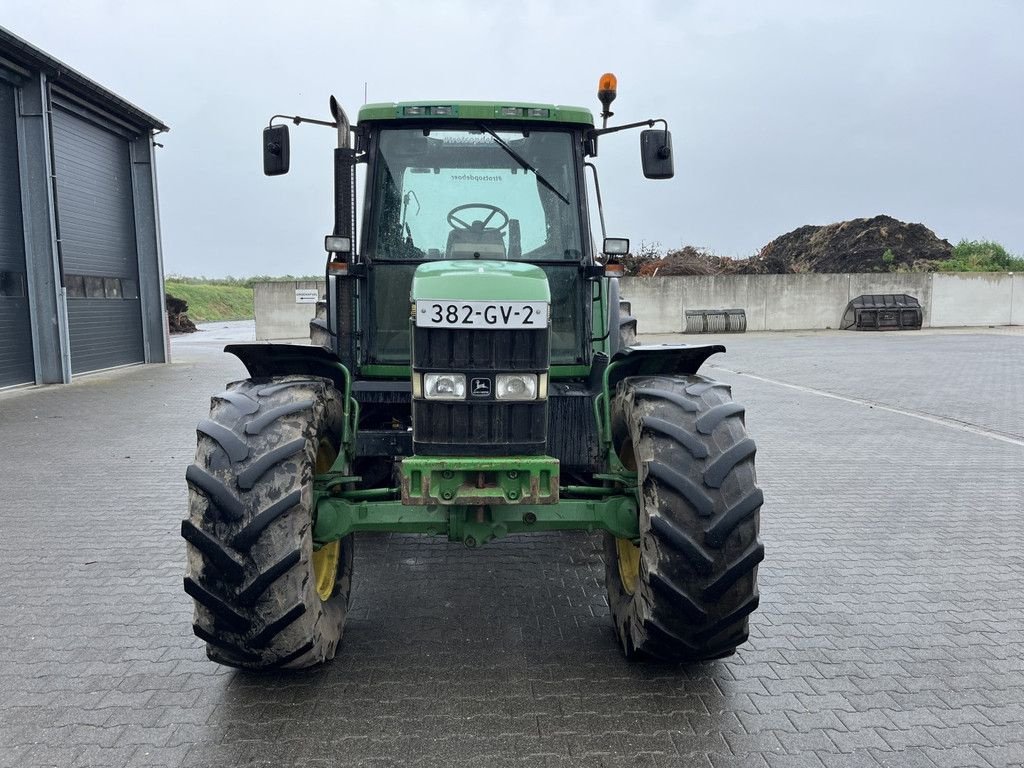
(182, 376), (352, 669)
(605, 374), (763, 661)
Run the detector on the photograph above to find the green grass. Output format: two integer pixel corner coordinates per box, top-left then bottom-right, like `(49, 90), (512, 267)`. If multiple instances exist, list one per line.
(166, 274), (321, 288)
(937, 240), (1024, 272)
(165, 280), (253, 323)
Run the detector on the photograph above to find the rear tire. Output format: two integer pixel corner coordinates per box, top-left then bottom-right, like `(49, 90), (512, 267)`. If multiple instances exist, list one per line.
(310, 300), (331, 348)
(605, 374), (763, 661)
(618, 299), (637, 348)
(182, 376), (353, 669)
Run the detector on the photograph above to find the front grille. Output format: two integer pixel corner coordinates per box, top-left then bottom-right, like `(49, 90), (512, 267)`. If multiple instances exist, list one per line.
(412, 327), (548, 371)
(413, 401), (546, 455)
(412, 326), (549, 455)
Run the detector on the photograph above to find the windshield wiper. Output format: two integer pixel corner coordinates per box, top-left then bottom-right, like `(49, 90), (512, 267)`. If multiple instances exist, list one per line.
(478, 124), (570, 205)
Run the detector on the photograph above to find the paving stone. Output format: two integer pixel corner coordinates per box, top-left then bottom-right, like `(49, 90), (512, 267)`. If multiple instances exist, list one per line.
(1, 327), (1022, 766)
(919, 746), (991, 767)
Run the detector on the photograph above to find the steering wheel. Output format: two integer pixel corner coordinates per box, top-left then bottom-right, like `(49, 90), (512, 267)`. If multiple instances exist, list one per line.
(447, 203), (510, 232)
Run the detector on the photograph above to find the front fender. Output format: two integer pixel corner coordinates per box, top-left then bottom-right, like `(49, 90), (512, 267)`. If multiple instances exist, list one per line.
(595, 344), (725, 456)
(224, 343), (349, 392)
(606, 343), (724, 392)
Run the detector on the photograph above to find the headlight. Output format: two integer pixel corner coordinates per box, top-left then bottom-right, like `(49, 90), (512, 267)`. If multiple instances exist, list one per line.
(423, 373), (466, 400)
(495, 373), (538, 401)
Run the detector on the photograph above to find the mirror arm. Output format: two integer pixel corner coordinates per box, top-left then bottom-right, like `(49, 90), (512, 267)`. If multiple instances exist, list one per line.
(268, 114), (338, 129)
(588, 117), (668, 139)
(267, 109), (353, 149)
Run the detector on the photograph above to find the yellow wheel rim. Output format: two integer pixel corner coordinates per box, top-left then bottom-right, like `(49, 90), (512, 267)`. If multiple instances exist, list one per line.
(615, 433), (641, 595)
(616, 538), (641, 595)
(311, 437), (340, 602)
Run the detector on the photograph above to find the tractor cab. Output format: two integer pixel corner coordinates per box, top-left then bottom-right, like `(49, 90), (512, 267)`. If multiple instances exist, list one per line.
(355, 107), (594, 367)
(256, 93), (682, 472)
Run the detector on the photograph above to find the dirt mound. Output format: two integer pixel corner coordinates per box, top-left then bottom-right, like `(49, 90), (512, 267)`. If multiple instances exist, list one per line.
(743, 215), (952, 274)
(166, 293), (197, 334)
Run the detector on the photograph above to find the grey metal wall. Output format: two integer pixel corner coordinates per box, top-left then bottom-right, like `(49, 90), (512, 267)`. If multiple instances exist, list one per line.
(51, 103), (145, 373)
(0, 80), (35, 387)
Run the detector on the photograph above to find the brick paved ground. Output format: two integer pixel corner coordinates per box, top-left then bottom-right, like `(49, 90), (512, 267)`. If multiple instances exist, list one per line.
(1, 326), (1022, 767)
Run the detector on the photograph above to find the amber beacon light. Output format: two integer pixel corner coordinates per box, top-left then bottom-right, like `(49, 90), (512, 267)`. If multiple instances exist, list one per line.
(598, 72), (617, 127)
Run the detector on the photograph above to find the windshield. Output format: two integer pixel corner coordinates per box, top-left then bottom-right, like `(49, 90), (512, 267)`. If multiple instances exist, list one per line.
(368, 127), (583, 261)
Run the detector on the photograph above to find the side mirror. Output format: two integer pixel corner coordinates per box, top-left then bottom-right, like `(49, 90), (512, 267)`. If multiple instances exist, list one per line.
(263, 124), (290, 176)
(640, 129), (673, 179)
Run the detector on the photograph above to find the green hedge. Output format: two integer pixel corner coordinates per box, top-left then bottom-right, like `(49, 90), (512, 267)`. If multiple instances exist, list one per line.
(937, 240), (1024, 272)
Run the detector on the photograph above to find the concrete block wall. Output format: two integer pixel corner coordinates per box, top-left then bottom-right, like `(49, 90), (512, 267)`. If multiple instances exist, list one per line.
(620, 272), (1018, 333)
(1013, 274), (1024, 326)
(929, 273), (1016, 327)
(253, 280), (325, 341)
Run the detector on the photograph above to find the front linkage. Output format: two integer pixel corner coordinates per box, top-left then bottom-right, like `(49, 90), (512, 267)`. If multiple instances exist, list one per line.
(313, 454), (640, 549)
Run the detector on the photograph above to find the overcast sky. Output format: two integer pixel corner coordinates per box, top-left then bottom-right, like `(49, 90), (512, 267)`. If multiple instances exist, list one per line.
(4, 0), (1023, 276)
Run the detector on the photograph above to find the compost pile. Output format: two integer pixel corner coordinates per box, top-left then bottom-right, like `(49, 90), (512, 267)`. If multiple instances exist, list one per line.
(743, 215), (953, 274)
(629, 246), (741, 276)
(628, 215), (954, 276)
(166, 293), (197, 333)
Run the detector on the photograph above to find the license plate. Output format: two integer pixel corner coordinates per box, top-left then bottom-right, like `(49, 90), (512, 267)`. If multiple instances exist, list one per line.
(415, 300), (548, 329)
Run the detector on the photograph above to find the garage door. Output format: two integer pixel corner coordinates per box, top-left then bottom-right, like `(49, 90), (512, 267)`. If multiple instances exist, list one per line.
(0, 80), (35, 388)
(51, 103), (144, 374)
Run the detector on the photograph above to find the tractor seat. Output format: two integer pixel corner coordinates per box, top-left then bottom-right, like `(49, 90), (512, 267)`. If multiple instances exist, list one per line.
(446, 221), (507, 260)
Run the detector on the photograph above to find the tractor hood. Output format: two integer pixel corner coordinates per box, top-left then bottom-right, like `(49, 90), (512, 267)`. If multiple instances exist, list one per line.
(411, 261), (550, 303)
(409, 259), (552, 457)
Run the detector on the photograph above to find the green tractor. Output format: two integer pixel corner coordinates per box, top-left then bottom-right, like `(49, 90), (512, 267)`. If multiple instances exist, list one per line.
(182, 75), (763, 669)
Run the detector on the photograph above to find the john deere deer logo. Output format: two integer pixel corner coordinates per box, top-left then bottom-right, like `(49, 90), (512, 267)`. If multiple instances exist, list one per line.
(471, 378), (491, 397)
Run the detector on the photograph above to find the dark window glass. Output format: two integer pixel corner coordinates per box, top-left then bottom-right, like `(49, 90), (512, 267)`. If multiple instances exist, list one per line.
(103, 277), (122, 299)
(0, 271), (26, 297)
(66, 274), (86, 298)
(367, 264), (417, 362)
(543, 265), (584, 361)
(121, 279), (138, 299)
(84, 276), (105, 298)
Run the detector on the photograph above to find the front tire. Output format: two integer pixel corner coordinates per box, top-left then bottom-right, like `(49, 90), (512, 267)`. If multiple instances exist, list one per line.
(605, 374), (763, 661)
(182, 376), (353, 669)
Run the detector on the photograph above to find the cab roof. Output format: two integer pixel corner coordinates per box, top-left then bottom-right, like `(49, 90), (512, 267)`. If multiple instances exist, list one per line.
(357, 101), (594, 126)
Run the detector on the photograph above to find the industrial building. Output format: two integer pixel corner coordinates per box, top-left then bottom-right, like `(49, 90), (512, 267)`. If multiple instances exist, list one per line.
(0, 26), (168, 388)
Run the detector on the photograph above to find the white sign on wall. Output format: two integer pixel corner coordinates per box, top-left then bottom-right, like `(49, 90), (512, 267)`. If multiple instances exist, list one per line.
(295, 289), (319, 304)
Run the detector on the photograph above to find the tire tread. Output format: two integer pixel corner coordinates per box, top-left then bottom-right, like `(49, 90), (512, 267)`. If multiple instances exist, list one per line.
(605, 374), (763, 662)
(182, 376), (350, 670)
(180, 520), (245, 582)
